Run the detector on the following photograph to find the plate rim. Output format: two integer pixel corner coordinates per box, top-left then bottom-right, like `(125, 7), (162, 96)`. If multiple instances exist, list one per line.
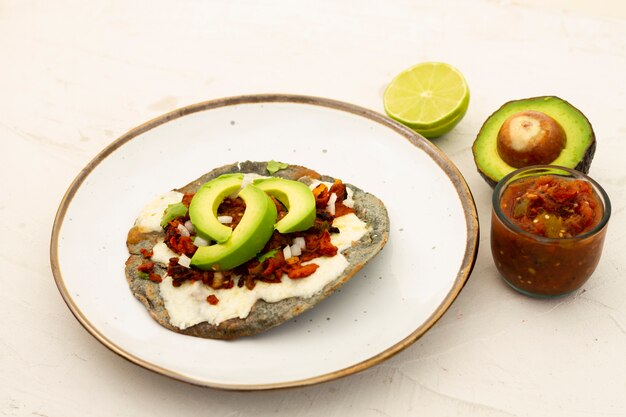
(50, 93), (479, 390)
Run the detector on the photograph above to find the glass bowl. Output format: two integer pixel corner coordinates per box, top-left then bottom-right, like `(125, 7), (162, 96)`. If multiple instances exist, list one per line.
(491, 165), (611, 298)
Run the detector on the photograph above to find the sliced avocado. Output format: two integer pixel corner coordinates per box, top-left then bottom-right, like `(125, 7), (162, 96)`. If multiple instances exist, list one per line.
(253, 177), (316, 233)
(472, 96), (596, 187)
(188, 173), (243, 243)
(190, 184), (277, 271)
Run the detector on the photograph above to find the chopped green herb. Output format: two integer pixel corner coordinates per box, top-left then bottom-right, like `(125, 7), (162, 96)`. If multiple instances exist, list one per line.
(160, 202), (188, 228)
(257, 248), (279, 262)
(138, 272), (150, 280)
(267, 160), (289, 175)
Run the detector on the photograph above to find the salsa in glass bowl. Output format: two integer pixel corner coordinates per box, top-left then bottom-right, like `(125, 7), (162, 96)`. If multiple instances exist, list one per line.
(491, 165), (611, 297)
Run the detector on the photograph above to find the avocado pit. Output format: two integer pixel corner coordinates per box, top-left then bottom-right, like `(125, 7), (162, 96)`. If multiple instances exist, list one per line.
(496, 110), (566, 168)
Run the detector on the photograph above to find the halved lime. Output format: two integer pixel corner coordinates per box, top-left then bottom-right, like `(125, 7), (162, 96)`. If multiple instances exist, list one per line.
(384, 62), (470, 139)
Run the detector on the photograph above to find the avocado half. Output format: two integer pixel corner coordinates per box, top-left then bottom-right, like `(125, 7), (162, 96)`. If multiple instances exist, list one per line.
(472, 96), (596, 187)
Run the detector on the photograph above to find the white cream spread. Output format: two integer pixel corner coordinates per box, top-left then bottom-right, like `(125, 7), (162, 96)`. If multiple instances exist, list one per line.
(134, 191), (184, 232)
(160, 253), (351, 328)
(330, 213), (368, 251)
(133, 176), (370, 329)
(151, 241), (178, 264)
(159, 212), (368, 328)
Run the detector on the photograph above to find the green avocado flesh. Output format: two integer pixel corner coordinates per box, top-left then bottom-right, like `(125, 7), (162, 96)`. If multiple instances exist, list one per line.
(472, 96), (595, 186)
(253, 177), (316, 233)
(188, 173), (243, 243)
(190, 184), (278, 271)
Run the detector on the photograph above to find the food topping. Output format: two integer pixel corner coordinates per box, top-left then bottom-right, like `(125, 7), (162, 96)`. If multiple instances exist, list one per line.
(164, 219), (198, 257)
(254, 177), (317, 233)
(206, 295), (219, 305)
(190, 184), (278, 271)
(140, 175), (358, 293)
(188, 173), (245, 243)
(500, 175), (602, 238)
(137, 261), (155, 273)
(266, 160), (289, 175)
(148, 273), (162, 283)
(181, 193), (195, 207)
(160, 202), (189, 228)
(135, 260), (163, 283)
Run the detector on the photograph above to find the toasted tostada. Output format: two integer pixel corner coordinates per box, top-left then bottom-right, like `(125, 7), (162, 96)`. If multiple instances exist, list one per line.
(125, 161), (389, 339)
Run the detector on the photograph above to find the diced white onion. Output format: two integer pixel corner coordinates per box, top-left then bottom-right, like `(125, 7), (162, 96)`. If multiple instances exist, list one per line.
(218, 215), (233, 224)
(327, 193), (337, 215)
(178, 254), (191, 268)
(283, 245), (292, 260)
(184, 220), (195, 234)
(177, 223), (190, 237)
(290, 243), (302, 257)
(293, 237), (306, 250)
(194, 236), (210, 247)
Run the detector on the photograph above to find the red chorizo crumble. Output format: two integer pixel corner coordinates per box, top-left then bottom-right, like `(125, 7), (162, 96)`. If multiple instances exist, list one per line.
(140, 248), (153, 258)
(140, 179), (356, 291)
(137, 261), (155, 273)
(136, 260), (163, 283)
(206, 294), (219, 305)
(182, 192), (195, 207)
(164, 219), (197, 257)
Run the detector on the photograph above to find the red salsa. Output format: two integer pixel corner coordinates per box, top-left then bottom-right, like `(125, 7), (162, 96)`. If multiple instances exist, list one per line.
(501, 175), (602, 238)
(492, 174), (608, 297)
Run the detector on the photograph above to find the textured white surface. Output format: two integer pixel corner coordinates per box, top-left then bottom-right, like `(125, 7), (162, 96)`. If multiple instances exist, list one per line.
(2, 0), (625, 416)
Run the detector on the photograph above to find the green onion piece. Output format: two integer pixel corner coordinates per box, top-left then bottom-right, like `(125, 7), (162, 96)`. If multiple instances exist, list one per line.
(138, 272), (150, 280)
(257, 248), (279, 262)
(267, 160), (289, 175)
(160, 202), (188, 228)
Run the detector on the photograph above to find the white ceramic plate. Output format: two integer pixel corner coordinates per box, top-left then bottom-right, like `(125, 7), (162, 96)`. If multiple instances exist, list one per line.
(51, 95), (478, 390)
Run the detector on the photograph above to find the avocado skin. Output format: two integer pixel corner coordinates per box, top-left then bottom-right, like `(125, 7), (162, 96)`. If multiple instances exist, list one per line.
(473, 96), (596, 187)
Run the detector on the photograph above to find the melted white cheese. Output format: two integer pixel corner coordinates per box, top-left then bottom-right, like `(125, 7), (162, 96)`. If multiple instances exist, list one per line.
(134, 191), (184, 232)
(159, 211), (368, 328)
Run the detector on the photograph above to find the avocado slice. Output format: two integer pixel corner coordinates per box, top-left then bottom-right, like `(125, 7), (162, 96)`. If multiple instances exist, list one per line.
(190, 184), (277, 271)
(253, 177), (316, 233)
(188, 173), (243, 243)
(472, 96), (596, 187)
